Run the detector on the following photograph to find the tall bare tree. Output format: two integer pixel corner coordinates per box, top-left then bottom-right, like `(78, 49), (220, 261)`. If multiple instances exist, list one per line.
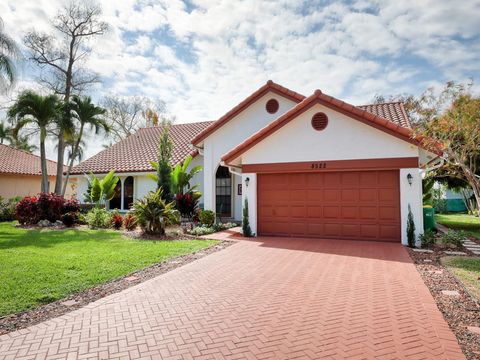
(24, 1), (107, 194)
(102, 95), (169, 143)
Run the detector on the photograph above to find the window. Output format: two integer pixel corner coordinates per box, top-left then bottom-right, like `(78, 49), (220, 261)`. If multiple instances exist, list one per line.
(311, 112), (328, 131)
(266, 98), (279, 114)
(109, 182), (122, 210)
(215, 166), (232, 217)
(124, 177), (134, 210)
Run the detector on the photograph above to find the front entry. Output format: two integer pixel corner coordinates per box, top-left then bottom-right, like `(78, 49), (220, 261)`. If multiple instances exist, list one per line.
(257, 170), (401, 242)
(215, 166), (232, 217)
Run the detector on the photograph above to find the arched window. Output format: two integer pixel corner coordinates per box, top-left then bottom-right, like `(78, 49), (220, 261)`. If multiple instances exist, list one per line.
(124, 176), (134, 210)
(215, 166), (231, 217)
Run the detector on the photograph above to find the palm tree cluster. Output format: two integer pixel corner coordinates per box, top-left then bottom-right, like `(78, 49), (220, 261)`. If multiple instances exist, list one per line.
(8, 91), (109, 194)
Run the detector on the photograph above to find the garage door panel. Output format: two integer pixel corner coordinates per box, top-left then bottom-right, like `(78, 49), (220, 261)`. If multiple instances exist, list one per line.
(257, 170), (400, 242)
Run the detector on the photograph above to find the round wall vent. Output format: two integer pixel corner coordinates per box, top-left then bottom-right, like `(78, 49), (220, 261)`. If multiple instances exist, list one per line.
(266, 99), (279, 114)
(311, 112), (328, 131)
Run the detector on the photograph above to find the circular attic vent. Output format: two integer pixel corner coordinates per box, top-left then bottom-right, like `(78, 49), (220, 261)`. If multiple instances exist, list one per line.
(311, 112), (329, 131)
(266, 99), (279, 114)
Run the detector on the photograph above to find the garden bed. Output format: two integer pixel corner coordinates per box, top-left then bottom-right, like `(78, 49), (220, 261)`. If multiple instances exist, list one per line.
(408, 248), (480, 360)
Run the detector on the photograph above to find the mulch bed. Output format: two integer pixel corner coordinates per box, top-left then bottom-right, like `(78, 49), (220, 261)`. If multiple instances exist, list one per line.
(408, 247), (480, 360)
(0, 239), (233, 335)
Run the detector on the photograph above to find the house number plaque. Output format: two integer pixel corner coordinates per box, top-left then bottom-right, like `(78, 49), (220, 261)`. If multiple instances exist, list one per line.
(310, 162), (327, 169)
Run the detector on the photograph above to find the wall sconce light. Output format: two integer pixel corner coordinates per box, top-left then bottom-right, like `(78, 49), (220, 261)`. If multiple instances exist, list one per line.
(407, 173), (413, 186)
(245, 177), (250, 187)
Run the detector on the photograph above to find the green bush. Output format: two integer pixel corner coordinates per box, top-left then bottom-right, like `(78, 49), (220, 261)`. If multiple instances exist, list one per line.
(420, 230), (436, 248)
(0, 197), (20, 222)
(242, 198), (253, 237)
(406, 205), (416, 247)
(131, 189), (179, 235)
(198, 210), (215, 227)
(439, 230), (465, 248)
(85, 208), (111, 229)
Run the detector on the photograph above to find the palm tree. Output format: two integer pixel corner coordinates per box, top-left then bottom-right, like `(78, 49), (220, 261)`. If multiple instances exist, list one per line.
(11, 135), (37, 153)
(0, 121), (12, 144)
(0, 17), (19, 92)
(8, 91), (61, 192)
(62, 95), (109, 196)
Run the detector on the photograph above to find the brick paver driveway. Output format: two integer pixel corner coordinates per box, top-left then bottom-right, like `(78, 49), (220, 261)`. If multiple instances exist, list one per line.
(0, 236), (465, 360)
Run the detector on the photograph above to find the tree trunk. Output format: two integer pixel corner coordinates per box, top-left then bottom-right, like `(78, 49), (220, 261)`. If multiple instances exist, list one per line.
(39, 129), (49, 193)
(61, 124), (84, 196)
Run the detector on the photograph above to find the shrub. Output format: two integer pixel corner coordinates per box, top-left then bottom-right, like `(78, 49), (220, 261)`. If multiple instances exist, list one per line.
(420, 230), (436, 248)
(439, 230), (465, 248)
(61, 212), (77, 227)
(123, 213), (137, 231)
(85, 208), (111, 229)
(0, 197), (20, 222)
(16, 196), (39, 224)
(131, 189), (179, 235)
(406, 205), (416, 247)
(111, 210), (123, 230)
(36, 193), (65, 222)
(188, 226), (215, 236)
(175, 192), (198, 218)
(242, 198), (253, 237)
(198, 210), (215, 227)
(63, 198), (80, 213)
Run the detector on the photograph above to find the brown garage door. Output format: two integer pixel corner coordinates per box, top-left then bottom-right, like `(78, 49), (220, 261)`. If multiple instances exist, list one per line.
(257, 170), (400, 242)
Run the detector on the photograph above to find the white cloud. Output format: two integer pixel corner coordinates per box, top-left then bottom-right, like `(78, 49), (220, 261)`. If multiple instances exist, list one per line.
(0, 0), (478, 161)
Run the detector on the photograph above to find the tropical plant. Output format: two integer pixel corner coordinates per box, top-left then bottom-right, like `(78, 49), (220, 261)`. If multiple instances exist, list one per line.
(8, 91), (61, 192)
(15, 196), (39, 225)
(149, 123), (173, 202)
(85, 170), (119, 207)
(0, 196), (20, 222)
(406, 205), (416, 247)
(131, 189), (179, 235)
(61, 212), (77, 227)
(242, 198), (253, 237)
(110, 210), (123, 230)
(123, 213), (137, 231)
(175, 193), (199, 219)
(36, 192), (65, 222)
(170, 154), (202, 195)
(62, 95), (108, 196)
(198, 210), (215, 227)
(85, 207), (111, 229)
(0, 17), (19, 92)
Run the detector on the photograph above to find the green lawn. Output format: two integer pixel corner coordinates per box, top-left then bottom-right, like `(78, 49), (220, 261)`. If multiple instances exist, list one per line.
(435, 213), (480, 239)
(0, 222), (217, 317)
(442, 256), (480, 300)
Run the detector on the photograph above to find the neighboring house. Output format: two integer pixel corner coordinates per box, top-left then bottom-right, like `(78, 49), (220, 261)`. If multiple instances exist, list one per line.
(70, 81), (439, 245)
(0, 144), (75, 199)
(434, 183), (471, 212)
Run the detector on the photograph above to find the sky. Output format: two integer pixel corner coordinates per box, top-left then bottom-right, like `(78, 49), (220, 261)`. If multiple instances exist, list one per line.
(1, 0), (479, 161)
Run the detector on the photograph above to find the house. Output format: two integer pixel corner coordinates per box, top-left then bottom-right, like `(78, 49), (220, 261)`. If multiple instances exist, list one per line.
(0, 144), (75, 199)
(70, 81), (440, 245)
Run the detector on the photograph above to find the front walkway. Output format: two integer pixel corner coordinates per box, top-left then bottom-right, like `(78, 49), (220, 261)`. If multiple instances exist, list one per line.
(0, 235), (464, 359)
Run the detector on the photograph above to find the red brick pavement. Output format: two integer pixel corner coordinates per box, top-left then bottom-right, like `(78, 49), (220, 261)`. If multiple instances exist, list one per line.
(0, 235), (465, 359)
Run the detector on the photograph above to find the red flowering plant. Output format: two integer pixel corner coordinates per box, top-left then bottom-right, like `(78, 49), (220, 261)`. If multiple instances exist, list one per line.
(123, 213), (137, 231)
(111, 210), (123, 230)
(36, 193), (65, 222)
(16, 196), (39, 225)
(175, 192), (199, 219)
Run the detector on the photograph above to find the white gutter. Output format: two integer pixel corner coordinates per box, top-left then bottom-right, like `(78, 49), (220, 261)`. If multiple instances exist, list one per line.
(220, 161), (242, 176)
(191, 144), (204, 156)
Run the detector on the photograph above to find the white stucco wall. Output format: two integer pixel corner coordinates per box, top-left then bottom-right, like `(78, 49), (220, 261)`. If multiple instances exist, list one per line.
(400, 168), (424, 246)
(202, 91), (298, 220)
(242, 173), (257, 235)
(241, 103), (419, 164)
(235, 103), (423, 244)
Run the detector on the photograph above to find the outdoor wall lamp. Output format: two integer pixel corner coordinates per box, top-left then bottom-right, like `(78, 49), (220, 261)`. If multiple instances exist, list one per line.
(407, 173), (413, 186)
(245, 177), (250, 187)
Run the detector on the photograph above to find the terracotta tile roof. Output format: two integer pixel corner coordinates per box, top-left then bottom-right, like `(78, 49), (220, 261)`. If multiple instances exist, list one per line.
(222, 90), (419, 166)
(0, 144), (58, 176)
(70, 122), (213, 175)
(191, 80), (306, 146)
(358, 102), (411, 128)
